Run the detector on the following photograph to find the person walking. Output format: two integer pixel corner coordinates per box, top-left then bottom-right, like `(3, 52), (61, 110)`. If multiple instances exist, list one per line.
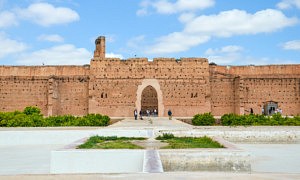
(168, 109), (172, 120)
(139, 110), (143, 120)
(134, 109), (138, 120)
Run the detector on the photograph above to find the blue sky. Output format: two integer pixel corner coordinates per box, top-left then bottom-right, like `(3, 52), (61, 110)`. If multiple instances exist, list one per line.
(0, 0), (299, 65)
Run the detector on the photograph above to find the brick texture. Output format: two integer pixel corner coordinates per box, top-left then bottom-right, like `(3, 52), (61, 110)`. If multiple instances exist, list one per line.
(0, 37), (299, 117)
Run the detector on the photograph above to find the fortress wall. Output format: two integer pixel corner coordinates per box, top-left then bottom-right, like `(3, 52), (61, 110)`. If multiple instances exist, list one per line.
(213, 64), (300, 76)
(0, 66), (89, 76)
(210, 65), (300, 115)
(241, 77), (300, 115)
(161, 79), (211, 116)
(88, 79), (140, 116)
(0, 66), (90, 116)
(50, 76), (89, 116)
(0, 76), (49, 114)
(90, 58), (209, 79)
(89, 58), (210, 117)
(210, 76), (236, 115)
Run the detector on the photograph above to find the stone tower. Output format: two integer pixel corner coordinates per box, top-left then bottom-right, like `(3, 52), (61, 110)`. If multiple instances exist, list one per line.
(94, 36), (105, 59)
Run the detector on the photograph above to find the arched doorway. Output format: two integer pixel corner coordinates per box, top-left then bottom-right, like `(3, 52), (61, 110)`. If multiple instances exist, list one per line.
(135, 79), (164, 117)
(141, 85), (158, 116)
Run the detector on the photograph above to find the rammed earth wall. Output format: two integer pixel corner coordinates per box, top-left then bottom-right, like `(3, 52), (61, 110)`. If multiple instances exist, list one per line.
(0, 36), (299, 117)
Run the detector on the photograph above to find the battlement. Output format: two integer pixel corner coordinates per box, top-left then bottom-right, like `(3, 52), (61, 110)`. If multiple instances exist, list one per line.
(0, 65), (89, 77)
(211, 64), (300, 76)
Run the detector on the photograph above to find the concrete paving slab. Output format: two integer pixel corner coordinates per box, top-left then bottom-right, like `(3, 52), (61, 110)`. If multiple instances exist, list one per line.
(1, 172), (300, 180)
(238, 144), (300, 173)
(0, 144), (64, 175)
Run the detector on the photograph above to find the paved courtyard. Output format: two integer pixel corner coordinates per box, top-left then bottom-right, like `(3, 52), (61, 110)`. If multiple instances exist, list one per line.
(0, 118), (299, 179)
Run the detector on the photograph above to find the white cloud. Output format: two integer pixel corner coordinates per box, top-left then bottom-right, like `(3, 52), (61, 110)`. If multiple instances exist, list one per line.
(282, 40), (300, 50)
(146, 32), (210, 54)
(16, 44), (91, 65)
(0, 32), (27, 58)
(204, 46), (299, 65)
(277, 0), (300, 9)
(174, 0), (215, 12)
(146, 9), (298, 55)
(127, 35), (145, 49)
(137, 0), (214, 15)
(184, 9), (298, 37)
(37, 34), (64, 42)
(178, 13), (195, 23)
(205, 45), (244, 64)
(205, 45), (243, 55)
(136, 8), (148, 16)
(15, 2), (79, 26)
(0, 11), (17, 28)
(106, 53), (124, 59)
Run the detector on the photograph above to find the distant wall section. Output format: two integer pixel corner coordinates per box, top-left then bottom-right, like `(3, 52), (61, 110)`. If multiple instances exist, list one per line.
(210, 65), (300, 116)
(0, 66), (90, 116)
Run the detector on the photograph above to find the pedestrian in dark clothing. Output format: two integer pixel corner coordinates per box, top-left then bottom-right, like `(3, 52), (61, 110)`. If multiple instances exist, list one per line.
(168, 109), (172, 120)
(250, 108), (253, 114)
(139, 110), (143, 120)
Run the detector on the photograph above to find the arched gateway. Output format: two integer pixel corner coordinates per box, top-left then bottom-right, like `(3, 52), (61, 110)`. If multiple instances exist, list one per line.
(135, 79), (164, 117)
(141, 85), (158, 115)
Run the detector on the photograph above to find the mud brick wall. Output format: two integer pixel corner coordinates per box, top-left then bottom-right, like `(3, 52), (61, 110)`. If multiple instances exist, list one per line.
(89, 58), (210, 117)
(0, 76), (48, 114)
(1, 59), (299, 117)
(209, 74), (237, 115)
(0, 66), (90, 116)
(241, 77), (300, 116)
(88, 78), (140, 117)
(210, 65), (300, 115)
(49, 76), (89, 116)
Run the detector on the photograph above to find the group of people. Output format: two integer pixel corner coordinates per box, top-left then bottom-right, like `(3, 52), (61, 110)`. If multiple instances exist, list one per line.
(250, 107), (284, 115)
(133, 109), (158, 120)
(260, 106), (283, 115)
(133, 109), (173, 120)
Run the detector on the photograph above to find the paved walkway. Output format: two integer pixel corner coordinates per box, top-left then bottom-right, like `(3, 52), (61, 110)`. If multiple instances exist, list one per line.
(2, 172), (300, 180)
(0, 117), (299, 179)
(108, 117), (192, 130)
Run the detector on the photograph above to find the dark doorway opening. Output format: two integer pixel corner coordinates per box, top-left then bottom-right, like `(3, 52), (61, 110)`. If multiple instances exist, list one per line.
(263, 101), (278, 115)
(141, 85), (158, 116)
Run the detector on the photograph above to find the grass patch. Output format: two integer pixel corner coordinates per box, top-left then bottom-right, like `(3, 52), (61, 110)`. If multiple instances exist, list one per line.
(156, 133), (224, 149)
(77, 136), (146, 149)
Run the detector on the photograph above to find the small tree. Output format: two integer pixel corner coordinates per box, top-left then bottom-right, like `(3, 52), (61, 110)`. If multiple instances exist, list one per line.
(23, 106), (41, 115)
(192, 113), (215, 126)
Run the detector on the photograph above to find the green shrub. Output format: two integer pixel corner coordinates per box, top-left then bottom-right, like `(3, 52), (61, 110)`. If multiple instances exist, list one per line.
(23, 106), (41, 115)
(221, 113), (235, 126)
(0, 106), (110, 127)
(156, 133), (175, 140)
(220, 113), (300, 126)
(192, 113), (215, 126)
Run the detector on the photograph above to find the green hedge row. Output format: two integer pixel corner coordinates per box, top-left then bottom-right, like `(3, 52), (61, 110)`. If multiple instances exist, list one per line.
(0, 107), (110, 127)
(220, 113), (300, 126)
(192, 113), (215, 126)
(192, 112), (300, 126)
